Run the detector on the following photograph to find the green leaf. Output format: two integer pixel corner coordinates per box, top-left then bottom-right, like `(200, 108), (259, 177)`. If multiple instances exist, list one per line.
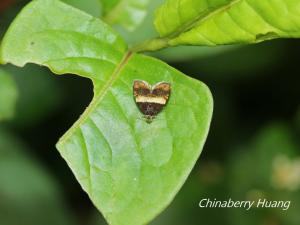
(62, 0), (102, 17)
(153, 0), (300, 48)
(101, 0), (152, 31)
(0, 68), (17, 121)
(0, 1), (213, 225)
(106, 0), (165, 46)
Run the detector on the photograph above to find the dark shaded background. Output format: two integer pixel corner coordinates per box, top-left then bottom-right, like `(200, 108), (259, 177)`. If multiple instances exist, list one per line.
(1, 1), (300, 225)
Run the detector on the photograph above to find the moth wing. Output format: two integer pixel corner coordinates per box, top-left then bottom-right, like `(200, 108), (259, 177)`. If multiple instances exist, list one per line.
(152, 82), (171, 100)
(133, 80), (151, 97)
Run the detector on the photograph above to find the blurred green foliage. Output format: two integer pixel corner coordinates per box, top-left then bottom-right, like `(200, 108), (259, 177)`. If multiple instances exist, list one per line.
(62, 0), (101, 17)
(101, 0), (151, 31)
(0, 1), (299, 225)
(3, 64), (63, 127)
(0, 128), (77, 225)
(228, 123), (300, 225)
(0, 69), (17, 121)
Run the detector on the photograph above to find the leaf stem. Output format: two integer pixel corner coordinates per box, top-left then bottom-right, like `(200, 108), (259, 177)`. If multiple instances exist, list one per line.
(130, 37), (169, 53)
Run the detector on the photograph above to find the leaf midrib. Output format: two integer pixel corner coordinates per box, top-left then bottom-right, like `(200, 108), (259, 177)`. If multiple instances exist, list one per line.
(164, 0), (242, 39)
(57, 51), (133, 147)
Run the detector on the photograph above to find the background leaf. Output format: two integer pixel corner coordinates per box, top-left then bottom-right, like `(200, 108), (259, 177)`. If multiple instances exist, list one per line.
(101, 0), (152, 31)
(0, 0), (213, 225)
(62, 0), (164, 46)
(109, 0), (164, 46)
(0, 68), (17, 121)
(154, 0), (300, 48)
(63, 0), (101, 17)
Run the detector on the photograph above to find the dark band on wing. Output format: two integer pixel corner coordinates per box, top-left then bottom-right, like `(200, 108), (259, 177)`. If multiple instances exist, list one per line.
(136, 102), (165, 116)
(133, 80), (151, 97)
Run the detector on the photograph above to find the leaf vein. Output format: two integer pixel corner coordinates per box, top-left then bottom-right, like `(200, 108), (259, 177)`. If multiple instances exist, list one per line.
(79, 127), (92, 194)
(166, 0), (242, 39)
(243, 0), (281, 32)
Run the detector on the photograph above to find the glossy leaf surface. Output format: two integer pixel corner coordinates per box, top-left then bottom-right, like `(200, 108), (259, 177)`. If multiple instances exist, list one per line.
(154, 0), (300, 46)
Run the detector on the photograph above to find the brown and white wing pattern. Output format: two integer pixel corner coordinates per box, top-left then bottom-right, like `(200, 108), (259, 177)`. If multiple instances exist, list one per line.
(133, 80), (171, 123)
(152, 81), (171, 104)
(133, 80), (151, 98)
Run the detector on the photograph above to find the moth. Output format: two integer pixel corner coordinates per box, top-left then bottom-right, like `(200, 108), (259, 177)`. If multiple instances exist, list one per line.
(133, 80), (171, 123)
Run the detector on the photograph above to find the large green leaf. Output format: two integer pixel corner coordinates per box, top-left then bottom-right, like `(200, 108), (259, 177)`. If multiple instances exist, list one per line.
(0, 68), (17, 121)
(101, 0), (152, 31)
(153, 0), (300, 48)
(0, 0), (213, 225)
